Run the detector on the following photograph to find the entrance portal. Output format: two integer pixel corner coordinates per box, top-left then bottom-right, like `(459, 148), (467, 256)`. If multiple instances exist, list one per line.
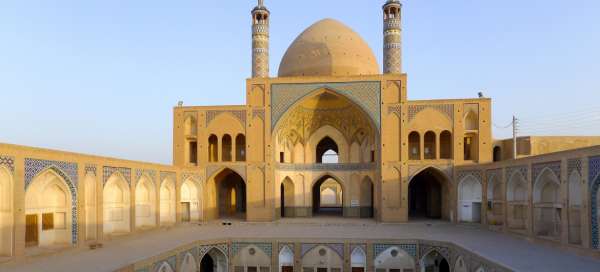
(214, 170), (246, 219)
(312, 175), (343, 216)
(409, 168), (448, 220)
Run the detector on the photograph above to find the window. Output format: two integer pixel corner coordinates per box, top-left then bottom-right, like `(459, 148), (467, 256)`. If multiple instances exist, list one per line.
(280, 152), (285, 163)
(439, 131), (452, 159)
(408, 132), (420, 160)
(222, 134), (232, 162)
(236, 134), (246, 162)
(209, 135), (218, 162)
(189, 141), (198, 164)
(316, 137), (339, 164)
(371, 150), (375, 162)
(42, 213), (54, 230)
(424, 131), (436, 160)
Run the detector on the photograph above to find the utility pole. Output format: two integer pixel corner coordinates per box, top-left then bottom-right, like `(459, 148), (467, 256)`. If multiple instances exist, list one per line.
(513, 115), (518, 160)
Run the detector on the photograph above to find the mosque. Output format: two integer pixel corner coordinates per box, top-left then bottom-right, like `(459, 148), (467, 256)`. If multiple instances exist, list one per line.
(2, 1), (600, 271)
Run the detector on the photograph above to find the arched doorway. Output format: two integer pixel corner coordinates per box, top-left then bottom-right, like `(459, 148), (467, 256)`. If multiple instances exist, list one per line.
(317, 136), (339, 163)
(0, 166), (13, 256)
(312, 175), (344, 216)
(180, 179), (201, 222)
(211, 169), (246, 219)
(360, 177), (374, 218)
(25, 169), (73, 247)
(458, 175), (482, 223)
(507, 172), (528, 231)
(421, 250), (449, 272)
(281, 177), (295, 218)
(409, 168), (448, 220)
(201, 248), (228, 272)
(493, 146), (502, 162)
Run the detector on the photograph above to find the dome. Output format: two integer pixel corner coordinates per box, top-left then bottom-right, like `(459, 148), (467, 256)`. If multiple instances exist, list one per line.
(278, 19), (380, 77)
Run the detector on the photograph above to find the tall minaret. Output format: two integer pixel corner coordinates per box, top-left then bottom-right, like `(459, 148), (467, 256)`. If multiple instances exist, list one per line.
(252, 0), (270, 78)
(383, 0), (402, 74)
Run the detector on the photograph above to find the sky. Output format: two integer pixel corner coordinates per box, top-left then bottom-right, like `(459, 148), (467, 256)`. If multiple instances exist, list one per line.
(1, 0), (599, 164)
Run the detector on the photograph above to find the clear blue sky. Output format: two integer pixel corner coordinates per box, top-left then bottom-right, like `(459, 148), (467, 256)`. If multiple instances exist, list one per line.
(1, 0), (599, 164)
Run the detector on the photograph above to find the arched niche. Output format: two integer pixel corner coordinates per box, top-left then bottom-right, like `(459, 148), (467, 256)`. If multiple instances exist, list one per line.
(351, 247), (366, 270)
(103, 173), (131, 235)
(458, 175), (483, 223)
(454, 256), (467, 272)
(506, 171), (528, 231)
(135, 175), (157, 229)
(408, 167), (450, 220)
(181, 252), (198, 272)
(25, 169), (73, 247)
(157, 262), (174, 272)
(232, 245), (271, 272)
(313, 175), (344, 216)
(301, 245), (343, 271)
(374, 247), (416, 272)
(160, 178), (176, 225)
(181, 178), (201, 222)
(420, 250), (449, 272)
(200, 247), (228, 272)
(533, 168), (561, 240)
(360, 176), (374, 218)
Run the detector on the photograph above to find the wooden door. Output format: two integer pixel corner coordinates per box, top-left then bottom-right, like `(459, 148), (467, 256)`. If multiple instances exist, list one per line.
(352, 268), (365, 272)
(282, 266), (293, 272)
(181, 202), (191, 222)
(25, 214), (38, 247)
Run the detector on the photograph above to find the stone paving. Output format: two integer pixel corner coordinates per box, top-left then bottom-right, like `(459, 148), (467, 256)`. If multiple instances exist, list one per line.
(1, 219), (600, 272)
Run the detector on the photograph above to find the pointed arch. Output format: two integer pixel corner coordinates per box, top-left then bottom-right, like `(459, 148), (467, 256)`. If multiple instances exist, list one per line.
(279, 245), (294, 271)
(103, 172), (131, 235)
(533, 168), (562, 240)
(25, 168), (74, 247)
(135, 174), (157, 229)
(486, 173), (504, 226)
(209, 134), (219, 162)
(157, 262), (174, 272)
(351, 247), (366, 269)
(420, 250), (449, 272)
(301, 245), (343, 271)
(181, 178), (201, 222)
(206, 168), (246, 220)
(458, 175), (483, 223)
(464, 110), (478, 131)
(374, 246), (415, 271)
(200, 247), (228, 272)
(281, 177), (295, 218)
(454, 255), (468, 272)
(0, 166), (13, 256)
(312, 173), (345, 216)
(181, 252), (198, 272)
(408, 166), (451, 220)
(507, 171), (528, 231)
(160, 177), (176, 225)
(360, 176), (374, 218)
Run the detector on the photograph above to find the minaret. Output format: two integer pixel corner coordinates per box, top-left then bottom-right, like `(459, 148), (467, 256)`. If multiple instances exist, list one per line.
(383, 0), (402, 74)
(252, 0), (270, 78)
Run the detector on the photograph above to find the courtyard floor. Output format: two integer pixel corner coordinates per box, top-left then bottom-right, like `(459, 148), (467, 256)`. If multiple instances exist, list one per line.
(1, 218), (600, 272)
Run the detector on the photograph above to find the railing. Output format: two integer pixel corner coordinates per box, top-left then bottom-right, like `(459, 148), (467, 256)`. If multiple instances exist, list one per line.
(275, 163), (377, 172)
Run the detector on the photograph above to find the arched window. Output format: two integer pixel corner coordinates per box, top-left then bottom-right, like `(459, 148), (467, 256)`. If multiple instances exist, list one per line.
(222, 134), (232, 162)
(493, 146), (502, 162)
(424, 131), (436, 160)
(208, 135), (218, 162)
(184, 116), (197, 136)
(408, 132), (420, 160)
(439, 130), (452, 159)
(316, 137), (339, 164)
(235, 134), (246, 162)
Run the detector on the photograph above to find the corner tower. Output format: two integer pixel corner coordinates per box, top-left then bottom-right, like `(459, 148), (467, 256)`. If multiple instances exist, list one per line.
(252, 0), (270, 78)
(383, 0), (402, 74)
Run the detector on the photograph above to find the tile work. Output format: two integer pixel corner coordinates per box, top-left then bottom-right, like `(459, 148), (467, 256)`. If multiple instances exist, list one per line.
(231, 242), (272, 257)
(0, 155), (15, 172)
(103, 166), (132, 186)
(24, 158), (79, 245)
(374, 243), (417, 258)
(271, 81), (381, 130)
